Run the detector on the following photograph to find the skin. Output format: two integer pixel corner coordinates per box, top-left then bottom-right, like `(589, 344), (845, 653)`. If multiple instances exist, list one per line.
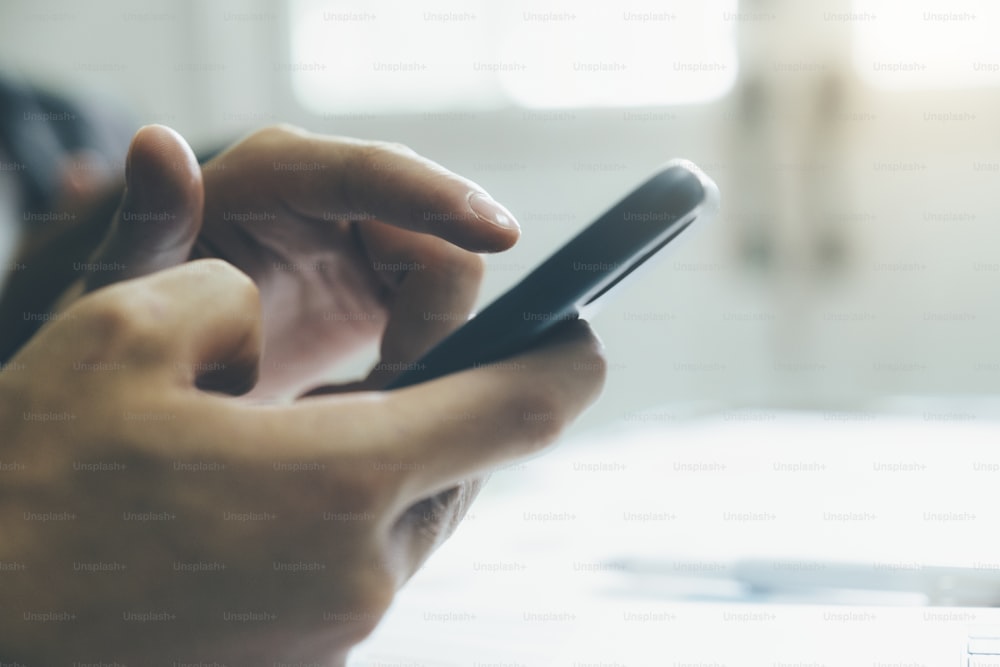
(0, 126), (607, 665)
(57, 124), (526, 396)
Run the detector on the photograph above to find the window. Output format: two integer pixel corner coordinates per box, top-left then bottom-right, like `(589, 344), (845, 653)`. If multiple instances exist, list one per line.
(290, 0), (738, 113)
(852, 0), (1000, 89)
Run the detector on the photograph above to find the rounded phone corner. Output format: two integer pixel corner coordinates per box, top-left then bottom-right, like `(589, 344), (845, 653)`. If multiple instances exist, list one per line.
(660, 158), (722, 224)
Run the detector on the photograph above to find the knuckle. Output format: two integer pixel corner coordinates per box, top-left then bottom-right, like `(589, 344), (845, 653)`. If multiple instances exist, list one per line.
(75, 287), (163, 354)
(354, 143), (397, 174)
(350, 141), (419, 178)
(255, 122), (303, 141)
(189, 259), (259, 304)
(327, 455), (396, 513)
(75, 291), (134, 337)
(370, 140), (417, 157)
(190, 256), (242, 278)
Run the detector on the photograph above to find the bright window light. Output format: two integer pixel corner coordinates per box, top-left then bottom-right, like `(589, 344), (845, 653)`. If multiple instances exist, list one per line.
(290, 0), (738, 113)
(852, 0), (1000, 89)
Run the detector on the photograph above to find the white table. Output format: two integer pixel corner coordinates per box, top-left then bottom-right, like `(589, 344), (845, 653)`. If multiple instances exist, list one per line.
(350, 408), (1000, 666)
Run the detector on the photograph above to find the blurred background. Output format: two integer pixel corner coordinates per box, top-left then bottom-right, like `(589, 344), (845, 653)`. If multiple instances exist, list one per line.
(5, 2), (1000, 663)
(1, 0), (999, 429)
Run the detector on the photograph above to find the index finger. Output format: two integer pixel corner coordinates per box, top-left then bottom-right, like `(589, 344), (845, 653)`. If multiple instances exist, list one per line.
(258, 125), (521, 253)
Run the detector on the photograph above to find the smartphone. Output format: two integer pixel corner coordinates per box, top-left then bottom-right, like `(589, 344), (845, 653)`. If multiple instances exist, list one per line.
(386, 159), (720, 390)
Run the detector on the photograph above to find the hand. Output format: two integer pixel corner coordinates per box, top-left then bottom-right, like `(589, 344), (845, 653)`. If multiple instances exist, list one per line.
(58, 124), (521, 397)
(0, 260), (606, 666)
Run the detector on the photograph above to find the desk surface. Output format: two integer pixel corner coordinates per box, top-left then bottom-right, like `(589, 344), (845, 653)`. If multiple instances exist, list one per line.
(350, 409), (1000, 666)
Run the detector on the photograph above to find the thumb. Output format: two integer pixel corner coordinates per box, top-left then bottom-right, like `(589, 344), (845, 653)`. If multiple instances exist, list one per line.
(83, 124), (204, 292)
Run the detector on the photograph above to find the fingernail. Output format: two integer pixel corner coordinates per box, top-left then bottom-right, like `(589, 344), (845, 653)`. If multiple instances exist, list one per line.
(469, 192), (520, 232)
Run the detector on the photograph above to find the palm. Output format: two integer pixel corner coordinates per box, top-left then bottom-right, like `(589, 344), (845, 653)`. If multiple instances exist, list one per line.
(198, 200), (391, 395)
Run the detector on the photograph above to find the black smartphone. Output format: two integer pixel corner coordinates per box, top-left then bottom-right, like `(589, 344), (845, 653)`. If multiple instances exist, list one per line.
(386, 160), (720, 390)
